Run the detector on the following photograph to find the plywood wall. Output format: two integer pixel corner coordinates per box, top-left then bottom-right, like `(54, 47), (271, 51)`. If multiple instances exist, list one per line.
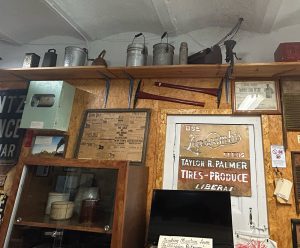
(1, 78), (299, 247)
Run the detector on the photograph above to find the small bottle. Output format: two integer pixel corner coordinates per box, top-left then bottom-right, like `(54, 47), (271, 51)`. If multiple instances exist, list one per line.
(179, 42), (188, 64)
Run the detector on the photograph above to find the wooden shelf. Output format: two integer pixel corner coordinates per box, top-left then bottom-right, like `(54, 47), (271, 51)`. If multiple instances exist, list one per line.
(14, 214), (112, 234)
(23, 156), (127, 169)
(1, 62), (300, 82)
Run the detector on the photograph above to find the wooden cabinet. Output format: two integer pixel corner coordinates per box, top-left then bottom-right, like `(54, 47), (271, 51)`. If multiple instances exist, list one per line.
(2, 157), (148, 248)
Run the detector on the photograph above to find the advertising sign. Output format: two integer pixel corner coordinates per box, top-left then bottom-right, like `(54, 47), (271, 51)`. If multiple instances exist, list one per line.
(178, 124), (251, 197)
(0, 89), (27, 166)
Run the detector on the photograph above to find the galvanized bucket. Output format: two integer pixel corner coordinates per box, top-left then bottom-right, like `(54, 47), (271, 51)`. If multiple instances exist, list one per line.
(153, 32), (174, 65)
(126, 33), (148, 66)
(64, 46), (88, 66)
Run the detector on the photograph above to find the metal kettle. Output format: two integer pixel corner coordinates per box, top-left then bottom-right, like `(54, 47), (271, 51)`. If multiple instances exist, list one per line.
(91, 50), (107, 67)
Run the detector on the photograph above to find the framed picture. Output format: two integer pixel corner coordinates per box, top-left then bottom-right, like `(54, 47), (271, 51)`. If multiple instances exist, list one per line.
(291, 219), (300, 248)
(75, 109), (151, 165)
(31, 135), (68, 157)
(232, 80), (281, 114)
(292, 152), (300, 213)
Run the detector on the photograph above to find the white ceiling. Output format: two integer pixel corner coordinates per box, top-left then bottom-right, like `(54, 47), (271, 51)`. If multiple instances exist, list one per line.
(0, 0), (299, 45)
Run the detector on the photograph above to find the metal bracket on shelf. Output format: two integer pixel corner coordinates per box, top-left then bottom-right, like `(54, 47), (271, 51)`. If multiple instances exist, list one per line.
(99, 73), (111, 108)
(127, 74), (135, 109)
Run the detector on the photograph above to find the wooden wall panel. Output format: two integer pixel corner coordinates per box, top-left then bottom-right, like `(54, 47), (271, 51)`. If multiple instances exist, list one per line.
(2, 77), (299, 247)
(261, 115), (300, 247)
(288, 131), (300, 151)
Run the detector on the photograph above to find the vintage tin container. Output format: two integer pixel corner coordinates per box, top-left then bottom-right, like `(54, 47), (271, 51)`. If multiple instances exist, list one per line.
(64, 46), (88, 66)
(126, 33), (148, 66)
(42, 49), (57, 67)
(153, 43), (174, 65)
(20, 81), (75, 131)
(50, 201), (74, 220)
(274, 42), (300, 62)
(153, 32), (174, 65)
(45, 192), (70, 215)
(22, 53), (40, 68)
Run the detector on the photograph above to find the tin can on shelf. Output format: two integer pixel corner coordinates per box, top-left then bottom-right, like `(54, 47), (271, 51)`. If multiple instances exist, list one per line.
(153, 32), (174, 65)
(42, 49), (57, 67)
(22, 53), (40, 68)
(64, 46), (88, 66)
(126, 33), (148, 66)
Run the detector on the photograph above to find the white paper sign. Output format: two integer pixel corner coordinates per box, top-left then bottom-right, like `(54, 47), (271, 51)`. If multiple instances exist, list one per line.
(34, 136), (52, 145)
(30, 121), (44, 129)
(271, 145), (286, 168)
(158, 235), (213, 248)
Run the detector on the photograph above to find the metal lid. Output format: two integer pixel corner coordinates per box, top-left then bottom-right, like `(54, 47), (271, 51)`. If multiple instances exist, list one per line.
(65, 46), (88, 54)
(127, 43), (148, 55)
(127, 43), (147, 50)
(48, 192), (69, 196)
(51, 201), (74, 206)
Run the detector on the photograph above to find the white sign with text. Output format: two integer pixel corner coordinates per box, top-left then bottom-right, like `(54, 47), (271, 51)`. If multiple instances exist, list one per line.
(158, 235), (213, 248)
(271, 145), (286, 168)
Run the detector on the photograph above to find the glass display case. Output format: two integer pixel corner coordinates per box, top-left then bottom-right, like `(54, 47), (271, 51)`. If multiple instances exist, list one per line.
(3, 157), (148, 248)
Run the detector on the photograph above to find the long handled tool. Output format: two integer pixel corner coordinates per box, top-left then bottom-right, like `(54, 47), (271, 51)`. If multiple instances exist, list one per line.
(154, 80), (223, 108)
(133, 80), (205, 108)
(154, 81), (219, 96)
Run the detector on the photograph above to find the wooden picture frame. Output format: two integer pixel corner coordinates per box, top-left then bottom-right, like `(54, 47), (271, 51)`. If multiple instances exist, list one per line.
(291, 219), (300, 248)
(75, 109), (151, 165)
(31, 135), (68, 158)
(292, 152), (300, 214)
(232, 80), (281, 114)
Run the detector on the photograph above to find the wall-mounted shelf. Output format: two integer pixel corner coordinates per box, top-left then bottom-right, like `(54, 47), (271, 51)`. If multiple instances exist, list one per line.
(1, 62), (300, 82)
(14, 214), (111, 234)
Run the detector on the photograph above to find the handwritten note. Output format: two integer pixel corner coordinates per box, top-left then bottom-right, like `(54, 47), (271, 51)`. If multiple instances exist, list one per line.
(158, 235), (213, 248)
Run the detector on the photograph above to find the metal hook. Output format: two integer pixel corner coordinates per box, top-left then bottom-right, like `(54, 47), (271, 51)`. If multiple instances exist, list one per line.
(274, 167), (283, 178)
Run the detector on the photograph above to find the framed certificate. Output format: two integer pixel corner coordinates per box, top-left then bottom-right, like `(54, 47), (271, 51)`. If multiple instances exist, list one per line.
(232, 80), (281, 114)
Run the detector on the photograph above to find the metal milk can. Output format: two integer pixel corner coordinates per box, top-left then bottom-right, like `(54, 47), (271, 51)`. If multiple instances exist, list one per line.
(64, 46), (88, 66)
(126, 33), (148, 66)
(153, 32), (174, 65)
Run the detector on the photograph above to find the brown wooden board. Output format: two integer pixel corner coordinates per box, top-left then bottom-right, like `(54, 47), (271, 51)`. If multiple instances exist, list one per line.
(178, 123), (251, 196)
(75, 109), (150, 165)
